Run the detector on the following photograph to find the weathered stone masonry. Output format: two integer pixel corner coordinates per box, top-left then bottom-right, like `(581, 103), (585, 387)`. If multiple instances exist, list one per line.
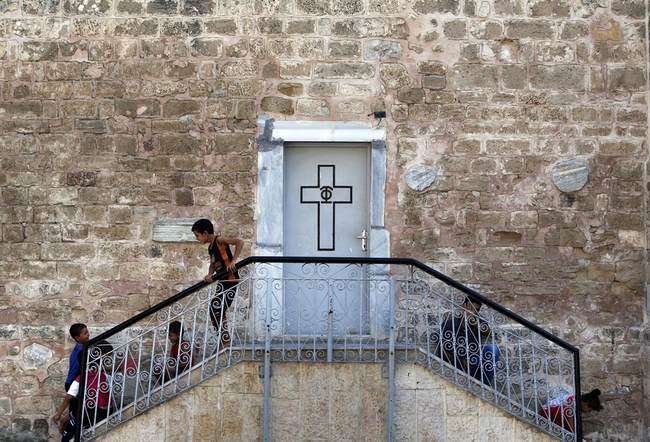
(0, 0), (648, 440)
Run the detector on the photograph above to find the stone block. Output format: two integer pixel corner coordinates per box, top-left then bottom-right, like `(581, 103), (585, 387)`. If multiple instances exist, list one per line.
(267, 38), (296, 57)
(409, 104), (439, 121)
(530, 65), (586, 91)
(204, 19), (238, 34)
(23, 0), (60, 14)
(331, 0), (364, 14)
(560, 21), (588, 39)
(450, 64), (498, 89)
(607, 67), (646, 92)
(161, 19), (202, 36)
(599, 141), (641, 156)
(494, 0), (523, 14)
(66, 171), (97, 187)
(399, 87), (428, 105)
(0, 101), (43, 119)
(162, 99), (201, 117)
(115, 99), (161, 117)
(328, 40), (361, 58)
(537, 42), (574, 63)
(511, 210), (538, 228)
(364, 40), (402, 60)
(314, 62), (374, 79)
(486, 139), (529, 155)
(146, 0), (177, 14)
(528, 0), (570, 16)
(501, 65), (526, 89)
(190, 38), (222, 57)
(261, 96), (294, 115)
(60, 100), (96, 118)
(417, 61), (447, 76)
(22, 343), (53, 370)
(394, 389), (416, 439)
(379, 63), (413, 89)
(590, 17), (623, 42)
(182, 0), (214, 14)
(163, 60), (198, 78)
(287, 19), (315, 34)
(296, 98), (330, 116)
(611, 0), (644, 18)
(116, 0), (143, 14)
(506, 20), (553, 39)
(0, 397), (11, 415)
(308, 82), (337, 97)
(64, 0), (111, 14)
(422, 75), (446, 90)
(277, 83), (304, 97)
(299, 396), (329, 439)
(296, 0), (329, 13)
(14, 396), (51, 415)
(219, 60), (257, 78)
(258, 17), (283, 34)
(41, 243), (95, 260)
(158, 134), (202, 154)
(413, 0), (460, 13)
(20, 41), (58, 61)
(444, 20), (467, 39)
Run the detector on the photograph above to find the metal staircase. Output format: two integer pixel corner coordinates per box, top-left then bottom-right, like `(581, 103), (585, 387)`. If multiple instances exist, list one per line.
(75, 256), (582, 441)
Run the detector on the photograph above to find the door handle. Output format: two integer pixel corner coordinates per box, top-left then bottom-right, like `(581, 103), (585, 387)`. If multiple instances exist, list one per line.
(356, 229), (368, 252)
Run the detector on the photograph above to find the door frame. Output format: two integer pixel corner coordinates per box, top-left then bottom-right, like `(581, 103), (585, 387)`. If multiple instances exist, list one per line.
(255, 118), (389, 259)
(254, 118), (390, 338)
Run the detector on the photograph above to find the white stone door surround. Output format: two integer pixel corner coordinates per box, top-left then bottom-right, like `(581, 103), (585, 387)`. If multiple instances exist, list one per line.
(255, 117), (389, 258)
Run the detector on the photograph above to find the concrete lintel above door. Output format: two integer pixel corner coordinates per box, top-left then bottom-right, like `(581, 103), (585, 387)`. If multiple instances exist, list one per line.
(255, 117), (389, 258)
(266, 119), (386, 143)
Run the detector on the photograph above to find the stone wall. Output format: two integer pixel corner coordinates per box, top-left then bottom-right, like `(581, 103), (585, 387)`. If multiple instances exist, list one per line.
(96, 362), (556, 441)
(0, 0), (647, 440)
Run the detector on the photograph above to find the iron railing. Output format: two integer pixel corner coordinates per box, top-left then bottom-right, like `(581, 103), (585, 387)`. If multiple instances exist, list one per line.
(75, 256), (581, 441)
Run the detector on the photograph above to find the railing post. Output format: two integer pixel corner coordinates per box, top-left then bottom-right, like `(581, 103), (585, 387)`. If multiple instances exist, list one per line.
(263, 275), (272, 442)
(573, 350), (582, 442)
(74, 344), (88, 442)
(327, 281), (333, 363)
(387, 279), (396, 442)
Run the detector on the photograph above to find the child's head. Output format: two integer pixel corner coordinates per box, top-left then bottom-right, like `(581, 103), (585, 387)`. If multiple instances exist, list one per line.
(581, 388), (603, 412)
(168, 321), (182, 345)
(462, 297), (483, 314)
(192, 219), (214, 243)
(70, 323), (90, 344)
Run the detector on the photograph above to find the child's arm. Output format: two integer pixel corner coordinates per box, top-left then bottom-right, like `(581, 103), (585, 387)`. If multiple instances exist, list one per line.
(219, 236), (243, 271)
(52, 394), (73, 426)
(205, 260), (219, 282)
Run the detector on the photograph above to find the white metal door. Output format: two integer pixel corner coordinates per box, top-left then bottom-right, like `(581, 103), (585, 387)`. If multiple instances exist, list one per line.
(283, 143), (370, 335)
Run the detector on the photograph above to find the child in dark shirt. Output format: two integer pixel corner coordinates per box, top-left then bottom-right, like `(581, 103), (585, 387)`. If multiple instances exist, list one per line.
(64, 323), (90, 416)
(191, 219), (243, 350)
(65, 323), (90, 392)
(164, 321), (193, 381)
(53, 340), (113, 442)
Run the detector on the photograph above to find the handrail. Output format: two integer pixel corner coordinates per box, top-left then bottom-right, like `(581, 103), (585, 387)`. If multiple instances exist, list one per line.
(77, 255), (582, 441)
(87, 256), (579, 354)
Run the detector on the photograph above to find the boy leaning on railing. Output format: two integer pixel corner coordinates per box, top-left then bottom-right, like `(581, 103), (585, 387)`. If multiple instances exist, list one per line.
(191, 218), (243, 350)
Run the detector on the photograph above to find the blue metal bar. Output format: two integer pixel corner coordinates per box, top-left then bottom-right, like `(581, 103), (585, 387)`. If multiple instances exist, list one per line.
(387, 278), (396, 442)
(262, 274), (272, 442)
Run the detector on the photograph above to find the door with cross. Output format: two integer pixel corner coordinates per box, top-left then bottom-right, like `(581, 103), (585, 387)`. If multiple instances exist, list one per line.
(283, 143), (370, 335)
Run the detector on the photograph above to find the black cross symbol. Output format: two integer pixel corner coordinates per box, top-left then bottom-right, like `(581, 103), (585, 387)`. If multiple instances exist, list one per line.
(300, 165), (352, 251)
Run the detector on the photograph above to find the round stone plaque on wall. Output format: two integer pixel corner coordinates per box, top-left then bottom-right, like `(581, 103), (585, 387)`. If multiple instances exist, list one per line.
(551, 158), (589, 193)
(405, 165), (438, 192)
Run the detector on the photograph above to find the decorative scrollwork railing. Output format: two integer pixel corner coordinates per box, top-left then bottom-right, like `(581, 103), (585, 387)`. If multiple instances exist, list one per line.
(76, 257), (581, 441)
